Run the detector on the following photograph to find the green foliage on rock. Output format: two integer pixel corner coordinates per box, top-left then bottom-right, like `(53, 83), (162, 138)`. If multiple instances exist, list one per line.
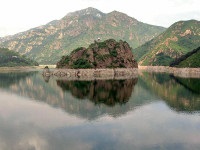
(73, 58), (93, 69)
(109, 49), (118, 57)
(56, 39), (138, 69)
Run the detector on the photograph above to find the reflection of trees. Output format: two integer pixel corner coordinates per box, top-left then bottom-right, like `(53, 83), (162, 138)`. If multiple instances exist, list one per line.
(0, 72), (160, 120)
(140, 72), (200, 112)
(57, 79), (138, 106)
(0, 72), (37, 88)
(172, 76), (200, 94)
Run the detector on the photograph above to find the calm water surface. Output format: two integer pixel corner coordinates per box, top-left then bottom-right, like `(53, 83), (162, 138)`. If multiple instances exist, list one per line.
(0, 71), (200, 150)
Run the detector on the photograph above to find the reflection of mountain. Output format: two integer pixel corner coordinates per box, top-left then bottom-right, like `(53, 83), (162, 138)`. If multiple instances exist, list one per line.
(0, 72), (37, 88)
(172, 76), (200, 94)
(1, 71), (199, 118)
(0, 72), (158, 120)
(57, 79), (137, 106)
(140, 72), (200, 112)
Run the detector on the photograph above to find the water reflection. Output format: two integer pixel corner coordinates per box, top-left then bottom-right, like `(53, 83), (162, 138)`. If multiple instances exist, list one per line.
(172, 76), (200, 94)
(0, 71), (37, 88)
(1, 72), (153, 119)
(0, 71), (200, 150)
(0, 71), (199, 115)
(140, 72), (200, 112)
(57, 79), (138, 106)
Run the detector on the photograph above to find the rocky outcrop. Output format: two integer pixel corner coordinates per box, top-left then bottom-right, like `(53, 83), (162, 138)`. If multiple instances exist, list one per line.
(56, 39), (138, 69)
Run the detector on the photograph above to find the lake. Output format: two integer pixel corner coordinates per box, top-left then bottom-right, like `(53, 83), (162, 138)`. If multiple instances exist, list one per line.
(0, 71), (200, 150)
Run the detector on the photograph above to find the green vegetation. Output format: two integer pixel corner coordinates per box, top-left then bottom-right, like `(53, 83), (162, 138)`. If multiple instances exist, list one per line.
(97, 41), (107, 49)
(133, 20), (200, 66)
(109, 49), (118, 57)
(73, 58), (93, 69)
(170, 46), (200, 68)
(152, 53), (174, 66)
(0, 48), (39, 67)
(0, 8), (165, 64)
(56, 39), (138, 69)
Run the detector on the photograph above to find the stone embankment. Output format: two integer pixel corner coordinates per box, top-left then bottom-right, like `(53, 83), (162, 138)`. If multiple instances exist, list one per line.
(43, 68), (138, 80)
(139, 66), (200, 78)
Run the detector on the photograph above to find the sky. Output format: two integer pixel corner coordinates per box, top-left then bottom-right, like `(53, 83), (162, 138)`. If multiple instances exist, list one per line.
(0, 0), (199, 37)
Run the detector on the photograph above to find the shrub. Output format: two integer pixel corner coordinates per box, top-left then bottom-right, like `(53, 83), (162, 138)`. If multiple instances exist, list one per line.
(73, 58), (93, 69)
(109, 49), (118, 57)
(97, 41), (107, 49)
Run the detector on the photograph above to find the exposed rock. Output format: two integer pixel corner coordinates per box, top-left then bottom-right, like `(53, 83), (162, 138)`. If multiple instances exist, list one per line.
(56, 39), (138, 69)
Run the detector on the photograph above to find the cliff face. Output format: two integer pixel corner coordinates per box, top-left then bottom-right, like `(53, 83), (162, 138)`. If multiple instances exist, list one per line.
(56, 39), (138, 69)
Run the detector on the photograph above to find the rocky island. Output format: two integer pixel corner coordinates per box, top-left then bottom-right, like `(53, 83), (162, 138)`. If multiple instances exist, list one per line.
(45, 39), (138, 79)
(56, 39), (138, 69)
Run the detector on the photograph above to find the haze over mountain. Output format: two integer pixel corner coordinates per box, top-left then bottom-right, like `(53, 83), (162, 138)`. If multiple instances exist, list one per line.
(0, 48), (38, 67)
(0, 7), (165, 64)
(133, 20), (200, 66)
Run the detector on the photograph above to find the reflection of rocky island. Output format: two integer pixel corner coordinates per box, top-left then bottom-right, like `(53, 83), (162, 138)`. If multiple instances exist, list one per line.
(1, 71), (199, 120)
(0, 72), (157, 120)
(140, 72), (200, 112)
(57, 79), (137, 106)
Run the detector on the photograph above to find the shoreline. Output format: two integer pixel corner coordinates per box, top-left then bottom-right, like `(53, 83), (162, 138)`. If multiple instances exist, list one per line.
(138, 66), (200, 78)
(0, 66), (200, 78)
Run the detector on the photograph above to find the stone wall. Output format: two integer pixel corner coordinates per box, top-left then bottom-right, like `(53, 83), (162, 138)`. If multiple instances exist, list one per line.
(43, 68), (138, 80)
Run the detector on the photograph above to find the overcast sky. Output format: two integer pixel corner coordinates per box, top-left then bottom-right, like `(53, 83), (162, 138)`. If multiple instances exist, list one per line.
(0, 0), (199, 37)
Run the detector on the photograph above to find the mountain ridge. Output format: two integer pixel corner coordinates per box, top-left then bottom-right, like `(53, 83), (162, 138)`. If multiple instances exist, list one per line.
(0, 7), (165, 64)
(133, 19), (200, 66)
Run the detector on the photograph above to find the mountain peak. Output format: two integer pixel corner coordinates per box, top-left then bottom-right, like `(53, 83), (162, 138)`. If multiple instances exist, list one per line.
(108, 10), (138, 22)
(0, 7), (165, 64)
(66, 7), (104, 17)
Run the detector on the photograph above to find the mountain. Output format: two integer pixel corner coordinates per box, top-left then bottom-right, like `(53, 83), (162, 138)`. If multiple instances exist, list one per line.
(170, 46), (200, 68)
(0, 7), (165, 64)
(133, 20), (200, 66)
(0, 48), (39, 67)
(56, 39), (138, 69)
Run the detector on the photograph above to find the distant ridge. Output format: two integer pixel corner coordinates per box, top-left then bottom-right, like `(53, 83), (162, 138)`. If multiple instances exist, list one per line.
(0, 48), (38, 67)
(0, 7), (165, 64)
(133, 20), (200, 66)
